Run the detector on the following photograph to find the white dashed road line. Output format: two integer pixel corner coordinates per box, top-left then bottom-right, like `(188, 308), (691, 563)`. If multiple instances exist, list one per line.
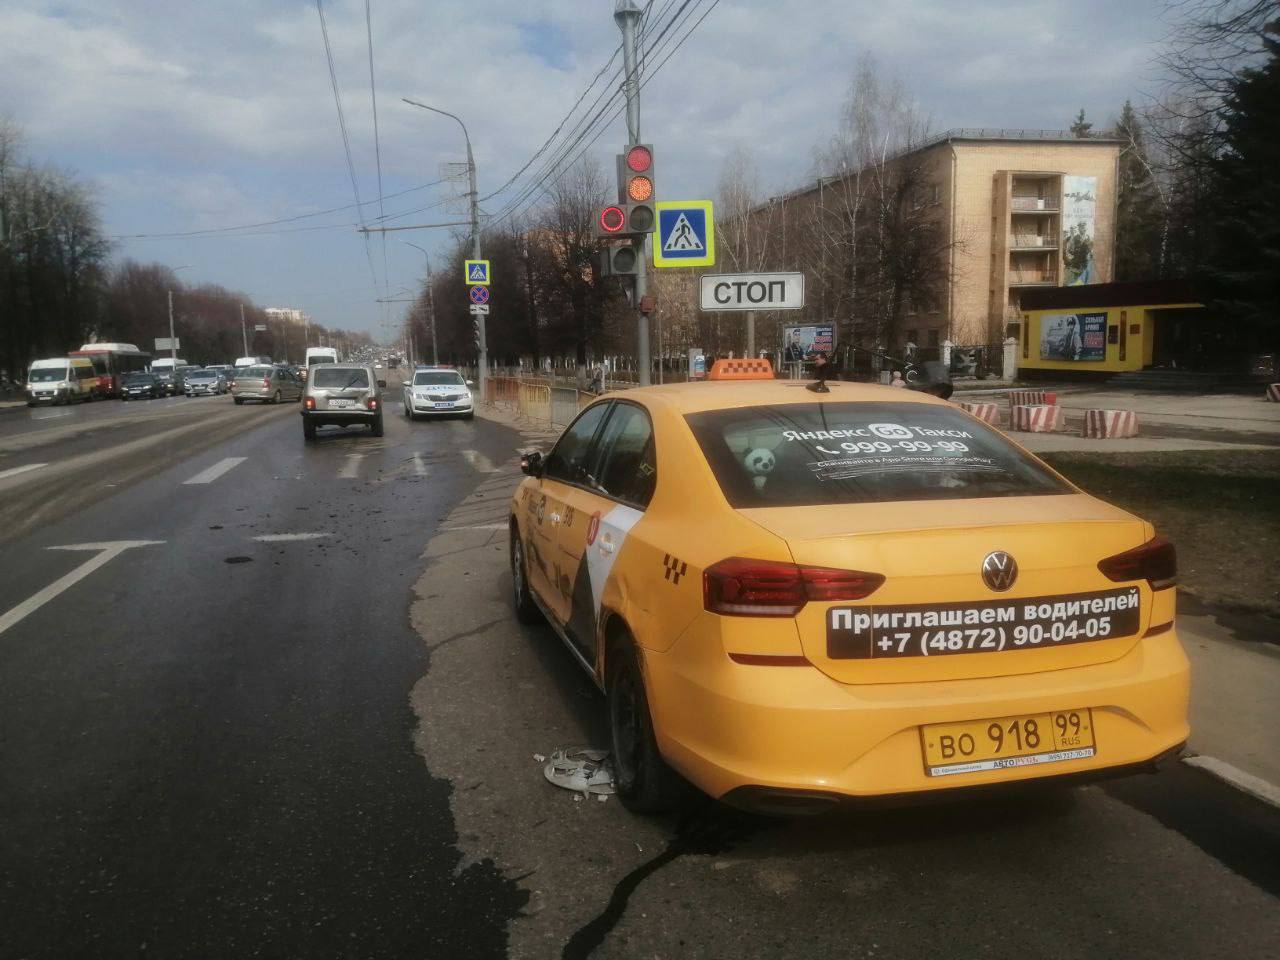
(252, 533), (331, 542)
(183, 457), (247, 485)
(440, 523), (508, 531)
(1184, 755), (1280, 809)
(0, 463), (47, 482)
(0, 541), (164, 638)
(412, 453), (428, 476)
(339, 453), (365, 479)
(461, 449), (497, 473)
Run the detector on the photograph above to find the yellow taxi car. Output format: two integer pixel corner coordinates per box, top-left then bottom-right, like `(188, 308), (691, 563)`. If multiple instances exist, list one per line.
(508, 360), (1189, 814)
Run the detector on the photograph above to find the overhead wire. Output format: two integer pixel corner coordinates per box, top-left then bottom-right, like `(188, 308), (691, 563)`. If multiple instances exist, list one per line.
(487, 0), (713, 228)
(315, 0), (381, 297)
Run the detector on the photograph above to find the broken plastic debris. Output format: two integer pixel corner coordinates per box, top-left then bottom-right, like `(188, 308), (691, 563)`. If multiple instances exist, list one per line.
(542, 748), (615, 797)
(533, 754), (547, 763)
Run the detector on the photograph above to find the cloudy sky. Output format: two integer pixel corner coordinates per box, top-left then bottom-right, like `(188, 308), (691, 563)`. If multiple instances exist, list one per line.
(0, 0), (1172, 338)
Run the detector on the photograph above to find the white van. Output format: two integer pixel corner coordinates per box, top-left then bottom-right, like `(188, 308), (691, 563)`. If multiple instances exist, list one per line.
(302, 347), (339, 381)
(150, 357), (188, 373)
(27, 357), (98, 405)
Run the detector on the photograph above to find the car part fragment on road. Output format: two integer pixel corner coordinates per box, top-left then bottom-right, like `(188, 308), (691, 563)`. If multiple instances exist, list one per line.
(542, 748), (615, 798)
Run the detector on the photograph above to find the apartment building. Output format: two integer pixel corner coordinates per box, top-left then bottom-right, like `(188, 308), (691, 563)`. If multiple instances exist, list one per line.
(751, 129), (1122, 351)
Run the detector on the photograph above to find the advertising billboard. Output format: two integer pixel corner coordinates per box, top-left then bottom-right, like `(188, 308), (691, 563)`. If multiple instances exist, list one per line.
(1062, 175), (1097, 285)
(1040, 312), (1107, 361)
(781, 325), (835, 362)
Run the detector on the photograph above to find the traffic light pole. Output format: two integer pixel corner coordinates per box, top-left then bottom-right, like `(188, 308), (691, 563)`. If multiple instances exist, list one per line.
(467, 136), (488, 398)
(616, 1), (650, 386)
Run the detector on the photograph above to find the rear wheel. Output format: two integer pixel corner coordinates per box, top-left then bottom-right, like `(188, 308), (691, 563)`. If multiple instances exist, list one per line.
(271, 390), (281, 404)
(509, 533), (542, 624)
(370, 414), (384, 437)
(608, 639), (686, 814)
(234, 397), (244, 405)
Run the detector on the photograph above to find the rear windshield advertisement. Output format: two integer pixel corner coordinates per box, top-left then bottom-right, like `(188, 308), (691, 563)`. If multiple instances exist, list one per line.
(685, 402), (1069, 507)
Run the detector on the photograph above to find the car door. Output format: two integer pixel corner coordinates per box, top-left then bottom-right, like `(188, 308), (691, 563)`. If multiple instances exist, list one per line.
(554, 401), (657, 661)
(527, 402), (612, 626)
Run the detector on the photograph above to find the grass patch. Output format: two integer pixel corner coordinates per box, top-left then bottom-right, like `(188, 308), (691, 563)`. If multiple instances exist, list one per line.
(1042, 450), (1280, 617)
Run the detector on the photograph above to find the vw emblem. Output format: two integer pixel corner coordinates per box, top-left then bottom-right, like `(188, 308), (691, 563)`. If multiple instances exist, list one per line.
(982, 551), (1018, 592)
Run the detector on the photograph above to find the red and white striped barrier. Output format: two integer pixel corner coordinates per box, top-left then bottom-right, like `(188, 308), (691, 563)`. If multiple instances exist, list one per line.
(1010, 404), (1065, 433)
(1082, 409), (1140, 439)
(958, 401), (1000, 426)
(1267, 384), (1280, 402)
(1008, 389), (1056, 407)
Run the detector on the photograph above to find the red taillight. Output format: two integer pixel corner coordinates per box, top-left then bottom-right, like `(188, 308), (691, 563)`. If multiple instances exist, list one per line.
(262, 378), (270, 388)
(366, 397), (378, 410)
(703, 558), (883, 617)
(304, 397), (315, 410)
(1098, 536), (1177, 590)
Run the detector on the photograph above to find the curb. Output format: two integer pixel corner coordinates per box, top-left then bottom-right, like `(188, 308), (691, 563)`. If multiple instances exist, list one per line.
(1183, 755), (1280, 809)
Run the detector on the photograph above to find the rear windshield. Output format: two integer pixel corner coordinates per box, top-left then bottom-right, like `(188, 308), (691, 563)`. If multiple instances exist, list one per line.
(307, 356), (336, 366)
(312, 367), (369, 388)
(238, 366), (270, 378)
(685, 401), (1070, 507)
(29, 367), (69, 382)
(124, 374), (154, 384)
(413, 371), (463, 386)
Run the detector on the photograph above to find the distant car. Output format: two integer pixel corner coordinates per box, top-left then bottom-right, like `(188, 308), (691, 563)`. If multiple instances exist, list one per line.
(231, 365), (303, 405)
(402, 366), (474, 421)
(121, 372), (163, 400)
(184, 369), (227, 396)
(301, 363), (385, 441)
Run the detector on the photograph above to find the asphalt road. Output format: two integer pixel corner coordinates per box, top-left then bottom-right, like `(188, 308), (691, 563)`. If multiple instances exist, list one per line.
(1, 386), (1278, 959)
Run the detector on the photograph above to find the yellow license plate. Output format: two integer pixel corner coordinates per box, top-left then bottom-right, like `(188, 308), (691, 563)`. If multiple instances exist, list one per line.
(920, 709), (1096, 777)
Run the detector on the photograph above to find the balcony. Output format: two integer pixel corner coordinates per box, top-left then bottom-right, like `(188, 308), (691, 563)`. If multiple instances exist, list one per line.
(1008, 269), (1058, 286)
(1010, 235), (1058, 250)
(1011, 196), (1059, 212)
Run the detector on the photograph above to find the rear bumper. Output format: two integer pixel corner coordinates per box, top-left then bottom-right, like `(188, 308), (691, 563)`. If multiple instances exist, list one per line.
(302, 409), (377, 427)
(643, 626), (1190, 803)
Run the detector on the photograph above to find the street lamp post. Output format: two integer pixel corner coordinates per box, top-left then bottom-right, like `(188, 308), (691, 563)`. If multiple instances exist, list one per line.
(402, 98), (484, 395)
(399, 240), (440, 365)
(168, 265), (193, 373)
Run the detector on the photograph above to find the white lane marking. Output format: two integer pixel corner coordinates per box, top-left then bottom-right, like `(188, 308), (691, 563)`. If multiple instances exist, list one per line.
(252, 532), (331, 542)
(439, 523), (508, 531)
(1184, 755), (1280, 809)
(461, 449), (498, 473)
(412, 453), (428, 476)
(183, 456), (247, 485)
(339, 453), (365, 479)
(0, 463), (47, 482)
(0, 541), (165, 638)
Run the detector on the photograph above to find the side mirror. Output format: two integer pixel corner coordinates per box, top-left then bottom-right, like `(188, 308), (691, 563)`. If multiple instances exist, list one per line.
(466, 379), (475, 387)
(377, 379), (387, 388)
(520, 451), (543, 477)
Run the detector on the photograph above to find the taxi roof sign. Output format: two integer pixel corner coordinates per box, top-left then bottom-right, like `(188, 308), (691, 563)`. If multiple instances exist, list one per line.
(707, 358), (774, 381)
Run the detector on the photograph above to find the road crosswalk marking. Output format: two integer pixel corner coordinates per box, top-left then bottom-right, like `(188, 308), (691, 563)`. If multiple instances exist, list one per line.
(252, 533), (331, 542)
(461, 449), (498, 473)
(183, 457), (247, 485)
(0, 463), (47, 482)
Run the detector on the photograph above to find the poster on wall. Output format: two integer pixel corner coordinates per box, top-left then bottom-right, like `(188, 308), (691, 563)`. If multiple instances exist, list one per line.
(1062, 175), (1097, 285)
(781, 325), (835, 362)
(1041, 312), (1107, 361)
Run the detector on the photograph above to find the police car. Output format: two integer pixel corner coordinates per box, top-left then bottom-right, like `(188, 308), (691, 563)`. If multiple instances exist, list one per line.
(402, 365), (474, 420)
(508, 359), (1188, 813)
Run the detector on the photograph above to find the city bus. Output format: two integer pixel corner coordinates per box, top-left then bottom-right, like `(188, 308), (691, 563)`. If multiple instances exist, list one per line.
(70, 343), (151, 398)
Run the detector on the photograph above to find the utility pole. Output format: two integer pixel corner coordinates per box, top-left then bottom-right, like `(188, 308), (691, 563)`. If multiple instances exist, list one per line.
(240, 304), (248, 356)
(167, 290), (177, 370)
(615, 0), (650, 385)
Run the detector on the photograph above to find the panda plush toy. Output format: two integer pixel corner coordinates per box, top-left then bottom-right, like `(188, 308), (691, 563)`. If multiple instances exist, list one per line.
(743, 447), (776, 491)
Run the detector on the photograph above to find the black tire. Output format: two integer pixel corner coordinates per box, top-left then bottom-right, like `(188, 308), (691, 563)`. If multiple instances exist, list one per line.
(370, 415), (384, 437)
(234, 397), (244, 405)
(271, 390), (281, 404)
(303, 419), (317, 442)
(608, 639), (686, 814)
(509, 533), (543, 625)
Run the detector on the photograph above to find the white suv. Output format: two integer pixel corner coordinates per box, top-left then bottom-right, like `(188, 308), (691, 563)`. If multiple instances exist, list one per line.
(402, 366), (474, 421)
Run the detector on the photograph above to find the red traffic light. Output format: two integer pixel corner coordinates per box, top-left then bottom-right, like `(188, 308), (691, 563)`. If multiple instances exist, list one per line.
(626, 145), (652, 173)
(599, 205), (626, 233)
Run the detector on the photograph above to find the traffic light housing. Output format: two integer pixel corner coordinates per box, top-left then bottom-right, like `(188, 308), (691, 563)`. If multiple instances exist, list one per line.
(592, 144), (655, 240)
(597, 243), (639, 277)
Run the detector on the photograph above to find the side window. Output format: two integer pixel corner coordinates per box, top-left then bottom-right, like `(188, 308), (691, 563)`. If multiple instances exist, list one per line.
(544, 403), (610, 485)
(595, 404), (657, 508)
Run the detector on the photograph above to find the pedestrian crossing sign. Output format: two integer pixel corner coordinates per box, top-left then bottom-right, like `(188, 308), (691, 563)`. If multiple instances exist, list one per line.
(654, 201), (715, 268)
(464, 259), (491, 285)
